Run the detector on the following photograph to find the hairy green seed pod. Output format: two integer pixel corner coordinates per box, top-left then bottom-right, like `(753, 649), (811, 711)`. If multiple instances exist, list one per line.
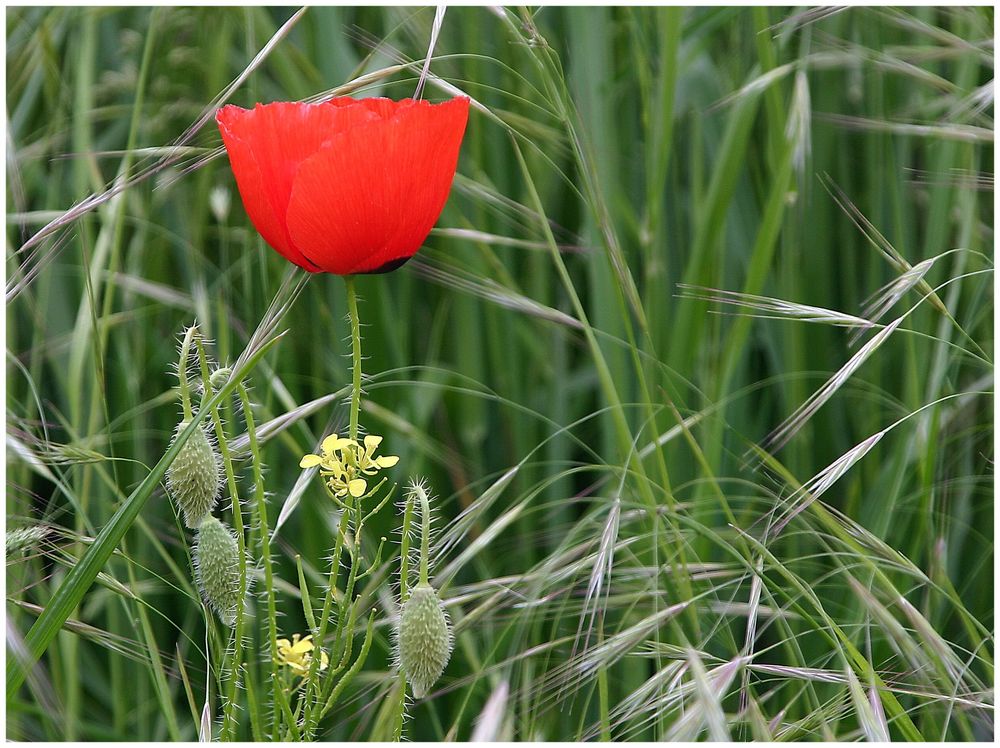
(397, 583), (452, 698)
(193, 515), (241, 626)
(166, 419), (221, 528)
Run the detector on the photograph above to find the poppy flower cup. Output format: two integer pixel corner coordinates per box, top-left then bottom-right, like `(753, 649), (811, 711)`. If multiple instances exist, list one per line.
(216, 96), (470, 275)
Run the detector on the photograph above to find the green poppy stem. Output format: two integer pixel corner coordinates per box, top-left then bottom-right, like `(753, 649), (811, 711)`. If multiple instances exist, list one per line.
(417, 483), (431, 586)
(344, 275), (362, 442)
(177, 325), (196, 421)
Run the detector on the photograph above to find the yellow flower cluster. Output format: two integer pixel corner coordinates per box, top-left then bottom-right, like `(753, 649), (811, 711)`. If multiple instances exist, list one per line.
(299, 434), (399, 499)
(275, 633), (329, 676)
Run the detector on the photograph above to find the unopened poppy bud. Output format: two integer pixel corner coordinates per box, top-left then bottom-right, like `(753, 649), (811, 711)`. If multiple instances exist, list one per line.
(166, 419), (221, 528)
(397, 582), (452, 698)
(209, 367), (231, 392)
(194, 515), (241, 626)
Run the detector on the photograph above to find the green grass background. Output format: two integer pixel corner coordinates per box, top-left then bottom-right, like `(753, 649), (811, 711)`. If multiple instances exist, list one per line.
(6, 5), (994, 741)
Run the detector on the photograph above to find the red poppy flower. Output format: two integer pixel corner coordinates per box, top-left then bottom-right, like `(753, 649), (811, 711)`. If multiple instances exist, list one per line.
(216, 97), (469, 275)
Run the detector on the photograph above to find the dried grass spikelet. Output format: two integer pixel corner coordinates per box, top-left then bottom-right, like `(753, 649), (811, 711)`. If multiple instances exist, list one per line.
(6, 525), (48, 556)
(193, 515), (241, 626)
(397, 582), (452, 698)
(166, 419), (221, 528)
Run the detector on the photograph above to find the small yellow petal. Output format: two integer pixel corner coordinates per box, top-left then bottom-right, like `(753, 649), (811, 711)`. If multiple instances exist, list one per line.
(375, 455), (399, 468)
(321, 434), (354, 454)
(299, 454), (322, 468)
(348, 478), (367, 497)
(363, 434), (383, 453)
(290, 639), (314, 655)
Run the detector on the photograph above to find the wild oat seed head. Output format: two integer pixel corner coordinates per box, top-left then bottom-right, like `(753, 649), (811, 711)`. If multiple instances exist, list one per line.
(166, 419), (222, 528)
(6, 525), (48, 556)
(194, 515), (242, 626)
(397, 582), (452, 698)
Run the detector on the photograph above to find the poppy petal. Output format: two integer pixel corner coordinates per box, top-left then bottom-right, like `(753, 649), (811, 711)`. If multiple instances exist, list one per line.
(216, 102), (381, 270)
(285, 97), (469, 274)
(216, 113), (312, 269)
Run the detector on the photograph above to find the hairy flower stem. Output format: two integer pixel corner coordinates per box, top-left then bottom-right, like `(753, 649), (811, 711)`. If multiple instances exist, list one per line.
(196, 339), (248, 742)
(389, 484), (429, 740)
(399, 494), (414, 603)
(304, 278), (362, 722)
(177, 325), (197, 420)
(390, 492), (416, 741)
(318, 610), (377, 720)
(237, 384), (280, 739)
(344, 275), (362, 442)
(319, 504), (370, 722)
(302, 280), (370, 737)
(417, 484), (431, 586)
(332, 510), (364, 664)
(302, 504), (349, 724)
(303, 495), (371, 738)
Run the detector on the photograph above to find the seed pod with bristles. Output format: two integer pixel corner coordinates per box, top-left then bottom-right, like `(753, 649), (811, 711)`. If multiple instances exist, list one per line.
(166, 419), (221, 528)
(193, 515), (242, 626)
(397, 582), (452, 698)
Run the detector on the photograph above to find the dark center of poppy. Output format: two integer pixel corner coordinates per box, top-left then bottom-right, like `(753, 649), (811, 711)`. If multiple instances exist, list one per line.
(364, 256), (411, 275)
